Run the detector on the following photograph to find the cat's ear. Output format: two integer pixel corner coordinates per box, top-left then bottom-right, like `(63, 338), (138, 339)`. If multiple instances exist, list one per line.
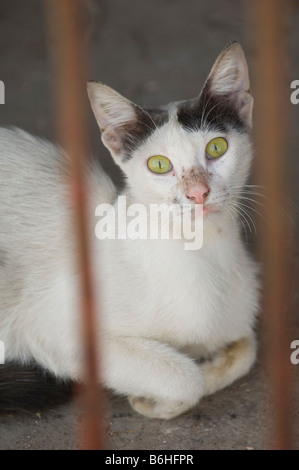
(87, 82), (138, 160)
(204, 42), (253, 129)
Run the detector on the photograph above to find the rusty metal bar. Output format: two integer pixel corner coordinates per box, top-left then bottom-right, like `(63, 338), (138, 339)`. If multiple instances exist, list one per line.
(45, 0), (105, 450)
(250, 0), (294, 450)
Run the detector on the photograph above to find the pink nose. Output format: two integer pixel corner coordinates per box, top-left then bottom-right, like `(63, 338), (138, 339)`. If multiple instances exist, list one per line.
(186, 183), (210, 204)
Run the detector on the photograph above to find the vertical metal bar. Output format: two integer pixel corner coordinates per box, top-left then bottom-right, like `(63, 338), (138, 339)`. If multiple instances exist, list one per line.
(45, 0), (105, 450)
(251, 0), (294, 450)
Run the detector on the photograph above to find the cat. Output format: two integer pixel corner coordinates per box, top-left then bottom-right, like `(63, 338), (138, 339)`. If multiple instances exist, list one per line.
(0, 41), (259, 419)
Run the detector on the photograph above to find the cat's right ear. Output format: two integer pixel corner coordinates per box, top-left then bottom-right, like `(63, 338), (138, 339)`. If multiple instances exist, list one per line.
(87, 82), (137, 160)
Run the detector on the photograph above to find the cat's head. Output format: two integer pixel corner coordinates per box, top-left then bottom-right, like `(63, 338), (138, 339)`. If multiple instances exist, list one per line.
(88, 42), (253, 222)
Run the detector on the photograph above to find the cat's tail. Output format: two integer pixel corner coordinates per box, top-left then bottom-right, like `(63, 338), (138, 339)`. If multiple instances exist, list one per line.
(0, 363), (73, 414)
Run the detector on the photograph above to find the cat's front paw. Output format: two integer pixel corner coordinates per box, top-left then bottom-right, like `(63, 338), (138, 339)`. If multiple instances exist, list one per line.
(128, 395), (194, 420)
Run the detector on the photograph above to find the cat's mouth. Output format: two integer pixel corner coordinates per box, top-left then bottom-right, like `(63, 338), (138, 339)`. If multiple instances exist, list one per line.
(203, 205), (219, 216)
(179, 204), (219, 218)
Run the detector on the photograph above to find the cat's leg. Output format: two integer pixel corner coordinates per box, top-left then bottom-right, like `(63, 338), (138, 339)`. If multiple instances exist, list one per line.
(18, 332), (204, 419)
(102, 336), (205, 419)
(5, 293), (204, 419)
(201, 334), (256, 397)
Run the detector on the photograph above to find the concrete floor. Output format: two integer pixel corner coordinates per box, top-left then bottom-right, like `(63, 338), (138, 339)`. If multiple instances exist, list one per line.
(0, 0), (298, 450)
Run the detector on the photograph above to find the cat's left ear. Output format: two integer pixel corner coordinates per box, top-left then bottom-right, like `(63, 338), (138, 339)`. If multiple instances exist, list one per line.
(204, 42), (253, 130)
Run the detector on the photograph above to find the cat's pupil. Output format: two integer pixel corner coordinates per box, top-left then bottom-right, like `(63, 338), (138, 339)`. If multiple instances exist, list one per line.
(158, 160), (162, 169)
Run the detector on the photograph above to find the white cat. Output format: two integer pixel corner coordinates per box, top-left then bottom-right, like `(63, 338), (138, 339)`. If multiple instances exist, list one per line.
(0, 42), (259, 419)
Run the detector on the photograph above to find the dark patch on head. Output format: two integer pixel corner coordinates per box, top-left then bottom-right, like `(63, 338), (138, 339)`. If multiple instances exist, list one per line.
(121, 106), (169, 160)
(177, 80), (246, 133)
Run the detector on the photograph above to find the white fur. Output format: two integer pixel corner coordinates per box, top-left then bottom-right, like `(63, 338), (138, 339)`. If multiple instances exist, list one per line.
(0, 123), (259, 418)
(0, 44), (259, 419)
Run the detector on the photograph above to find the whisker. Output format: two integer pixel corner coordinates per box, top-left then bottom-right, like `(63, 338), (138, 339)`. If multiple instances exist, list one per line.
(225, 204), (250, 240)
(238, 195), (265, 208)
(282, 194), (299, 214)
(238, 188), (297, 226)
(237, 200), (269, 226)
(228, 200), (257, 235)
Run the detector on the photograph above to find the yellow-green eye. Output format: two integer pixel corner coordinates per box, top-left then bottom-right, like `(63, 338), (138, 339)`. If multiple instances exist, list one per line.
(206, 137), (228, 159)
(147, 155), (172, 174)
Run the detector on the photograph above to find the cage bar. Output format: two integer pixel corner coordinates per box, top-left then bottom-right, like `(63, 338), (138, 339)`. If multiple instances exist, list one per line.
(251, 0), (295, 450)
(45, 0), (105, 450)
